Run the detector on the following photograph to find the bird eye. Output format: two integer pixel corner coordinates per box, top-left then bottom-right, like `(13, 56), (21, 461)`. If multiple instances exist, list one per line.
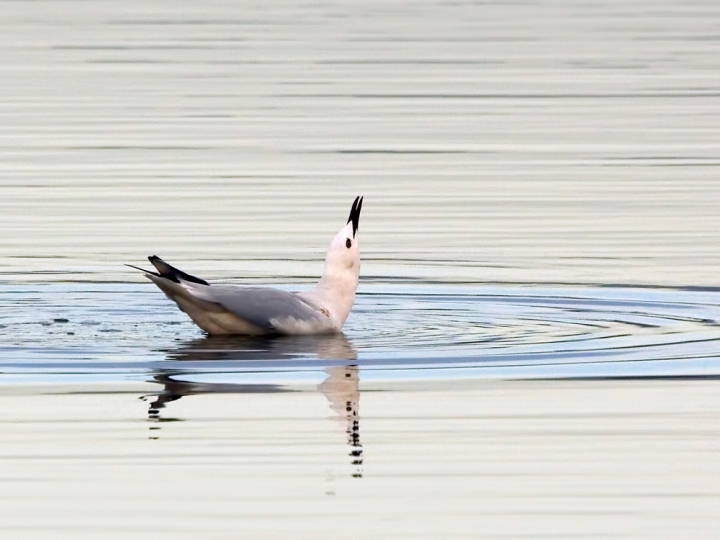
(346, 238), (352, 249)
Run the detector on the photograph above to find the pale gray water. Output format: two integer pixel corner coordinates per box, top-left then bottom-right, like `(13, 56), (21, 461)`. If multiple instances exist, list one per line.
(2, 0), (720, 538)
(1, 0), (720, 286)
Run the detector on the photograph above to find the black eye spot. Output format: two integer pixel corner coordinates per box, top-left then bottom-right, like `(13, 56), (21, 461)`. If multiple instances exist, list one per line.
(346, 238), (352, 248)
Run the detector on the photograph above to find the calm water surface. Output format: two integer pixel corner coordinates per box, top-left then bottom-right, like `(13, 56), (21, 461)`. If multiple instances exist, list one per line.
(2, 0), (720, 538)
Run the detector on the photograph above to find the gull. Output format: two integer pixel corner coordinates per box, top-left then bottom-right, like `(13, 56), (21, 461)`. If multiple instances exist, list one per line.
(129, 196), (363, 336)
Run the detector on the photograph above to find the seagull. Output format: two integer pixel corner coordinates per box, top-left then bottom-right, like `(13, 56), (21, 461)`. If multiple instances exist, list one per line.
(129, 196), (363, 336)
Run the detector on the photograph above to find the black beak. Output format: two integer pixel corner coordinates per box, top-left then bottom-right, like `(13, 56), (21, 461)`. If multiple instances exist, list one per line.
(347, 196), (363, 238)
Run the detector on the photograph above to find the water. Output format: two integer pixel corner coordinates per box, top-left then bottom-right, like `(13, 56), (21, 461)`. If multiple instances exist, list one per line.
(4, 283), (720, 384)
(2, 0), (720, 537)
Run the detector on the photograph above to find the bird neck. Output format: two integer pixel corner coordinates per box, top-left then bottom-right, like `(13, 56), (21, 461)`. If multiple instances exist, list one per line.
(310, 269), (358, 328)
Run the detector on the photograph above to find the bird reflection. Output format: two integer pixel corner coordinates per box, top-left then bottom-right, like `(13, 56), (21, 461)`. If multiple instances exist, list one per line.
(162, 333), (358, 363)
(145, 334), (363, 476)
(319, 365), (363, 477)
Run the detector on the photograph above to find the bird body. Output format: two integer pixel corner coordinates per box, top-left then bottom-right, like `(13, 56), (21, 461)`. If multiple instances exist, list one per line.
(131, 197), (363, 336)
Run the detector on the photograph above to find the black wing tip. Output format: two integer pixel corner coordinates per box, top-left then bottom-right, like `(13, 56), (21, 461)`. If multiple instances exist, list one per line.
(346, 195), (364, 237)
(146, 255), (210, 286)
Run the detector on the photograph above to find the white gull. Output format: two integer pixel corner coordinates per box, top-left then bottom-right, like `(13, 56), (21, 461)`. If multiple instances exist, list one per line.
(129, 196), (363, 336)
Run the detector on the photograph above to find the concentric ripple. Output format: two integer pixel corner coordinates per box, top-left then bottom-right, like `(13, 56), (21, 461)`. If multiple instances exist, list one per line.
(1, 283), (720, 384)
(348, 286), (720, 379)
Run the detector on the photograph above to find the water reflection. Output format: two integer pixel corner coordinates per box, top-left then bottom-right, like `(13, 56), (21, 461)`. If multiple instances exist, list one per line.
(146, 334), (363, 475)
(318, 365), (363, 478)
(163, 333), (358, 363)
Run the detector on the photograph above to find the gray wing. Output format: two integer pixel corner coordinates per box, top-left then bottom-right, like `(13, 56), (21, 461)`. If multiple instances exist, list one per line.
(197, 286), (326, 331)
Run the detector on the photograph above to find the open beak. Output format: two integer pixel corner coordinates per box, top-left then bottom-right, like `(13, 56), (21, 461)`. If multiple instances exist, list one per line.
(346, 196), (363, 238)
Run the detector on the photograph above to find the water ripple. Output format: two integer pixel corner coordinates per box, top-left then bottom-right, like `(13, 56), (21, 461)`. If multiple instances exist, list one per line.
(1, 283), (720, 384)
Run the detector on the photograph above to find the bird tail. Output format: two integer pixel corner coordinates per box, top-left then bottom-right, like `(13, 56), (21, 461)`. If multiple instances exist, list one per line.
(126, 255), (210, 286)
